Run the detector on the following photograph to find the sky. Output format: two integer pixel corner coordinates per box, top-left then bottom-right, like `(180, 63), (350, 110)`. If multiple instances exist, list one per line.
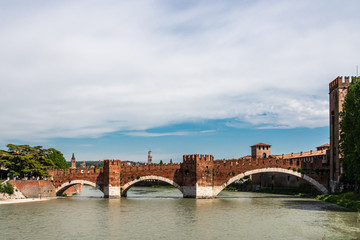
(0, 0), (359, 163)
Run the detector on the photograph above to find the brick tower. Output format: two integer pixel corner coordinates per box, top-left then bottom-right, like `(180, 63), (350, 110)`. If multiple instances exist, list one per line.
(251, 143), (271, 159)
(70, 153), (76, 169)
(180, 154), (215, 198)
(329, 76), (353, 192)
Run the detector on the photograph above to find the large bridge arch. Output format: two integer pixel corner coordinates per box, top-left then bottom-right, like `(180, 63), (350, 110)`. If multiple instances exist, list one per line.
(213, 168), (328, 197)
(121, 175), (183, 197)
(56, 179), (102, 196)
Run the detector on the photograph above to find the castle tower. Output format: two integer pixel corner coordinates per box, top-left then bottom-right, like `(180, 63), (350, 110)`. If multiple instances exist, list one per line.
(70, 153), (76, 169)
(148, 151), (152, 164)
(251, 143), (271, 159)
(329, 76), (353, 190)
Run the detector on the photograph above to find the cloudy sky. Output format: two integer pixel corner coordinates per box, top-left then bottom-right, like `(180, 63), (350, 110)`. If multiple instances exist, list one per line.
(0, 0), (359, 162)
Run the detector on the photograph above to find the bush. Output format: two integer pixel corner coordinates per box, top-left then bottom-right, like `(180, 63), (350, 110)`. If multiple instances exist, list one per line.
(0, 183), (14, 195)
(293, 168), (297, 172)
(316, 192), (360, 211)
(225, 186), (238, 191)
(297, 168), (302, 173)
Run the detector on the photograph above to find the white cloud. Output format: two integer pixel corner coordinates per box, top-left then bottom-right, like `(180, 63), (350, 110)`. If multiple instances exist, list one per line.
(0, 0), (359, 142)
(124, 130), (215, 137)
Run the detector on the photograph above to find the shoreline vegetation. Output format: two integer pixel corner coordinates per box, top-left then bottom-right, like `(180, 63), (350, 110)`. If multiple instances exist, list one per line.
(316, 192), (360, 211)
(224, 186), (360, 211)
(0, 180), (14, 195)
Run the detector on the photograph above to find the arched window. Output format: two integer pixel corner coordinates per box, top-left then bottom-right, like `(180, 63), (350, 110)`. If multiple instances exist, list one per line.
(262, 153), (267, 158)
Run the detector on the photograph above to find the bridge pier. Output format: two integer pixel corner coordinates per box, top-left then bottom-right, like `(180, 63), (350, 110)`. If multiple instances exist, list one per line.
(182, 185), (217, 199)
(103, 185), (121, 198)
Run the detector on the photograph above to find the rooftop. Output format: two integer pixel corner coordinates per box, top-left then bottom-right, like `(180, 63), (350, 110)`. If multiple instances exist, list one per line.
(251, 143), (271, 147)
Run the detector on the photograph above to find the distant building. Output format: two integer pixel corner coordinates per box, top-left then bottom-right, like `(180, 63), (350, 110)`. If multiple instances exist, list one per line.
(148, 151), (152, 164)
(70, 153), (76, 169)
(274, 144), (329, 164)
(251, 143), (272, 159)
(251, 143), (329, 191)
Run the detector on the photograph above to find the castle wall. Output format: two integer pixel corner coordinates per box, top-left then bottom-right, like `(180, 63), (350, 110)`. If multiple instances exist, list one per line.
(329, 76), (354, 190)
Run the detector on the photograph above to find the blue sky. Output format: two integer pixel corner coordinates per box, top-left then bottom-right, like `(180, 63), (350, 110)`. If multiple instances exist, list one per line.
(0, 1), (359, 162)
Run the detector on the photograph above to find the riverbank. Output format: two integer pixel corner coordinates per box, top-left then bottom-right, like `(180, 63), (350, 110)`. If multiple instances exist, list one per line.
(224, 187), (312, 197)
(0, 197), (53, 205)
(224, 188), (360, 211)
(316, 192), (360, 211)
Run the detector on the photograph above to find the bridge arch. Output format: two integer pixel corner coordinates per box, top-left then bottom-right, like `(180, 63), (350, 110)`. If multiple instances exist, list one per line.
(56, 179), (102, 196)
(213, 168), (328, 197)
(121, 175), (183, 197)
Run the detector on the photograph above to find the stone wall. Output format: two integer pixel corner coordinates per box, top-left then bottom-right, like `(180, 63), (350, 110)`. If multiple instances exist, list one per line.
(10, 180), (56, 198)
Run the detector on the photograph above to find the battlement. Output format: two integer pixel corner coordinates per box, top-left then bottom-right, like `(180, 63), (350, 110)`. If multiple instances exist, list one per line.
(121, 162), (181, 172)
(329, 76), (356, 92)
(103, 160), (122, 166)
(183, 154), (214, 162)
(48, 167), (103, 176)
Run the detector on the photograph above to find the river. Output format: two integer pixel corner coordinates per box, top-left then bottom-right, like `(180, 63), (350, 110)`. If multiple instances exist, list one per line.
(0, 186), (359, 240)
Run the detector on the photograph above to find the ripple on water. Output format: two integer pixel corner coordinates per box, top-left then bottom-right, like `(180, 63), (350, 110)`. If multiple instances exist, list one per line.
(0, 186), (359, 240)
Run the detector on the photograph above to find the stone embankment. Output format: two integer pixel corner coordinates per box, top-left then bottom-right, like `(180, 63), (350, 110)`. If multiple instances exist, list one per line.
(0, 184), (25, 200)
(9, 180), (56, 198)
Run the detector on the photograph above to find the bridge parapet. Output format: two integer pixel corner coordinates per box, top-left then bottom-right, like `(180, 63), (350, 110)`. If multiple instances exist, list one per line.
(48, 167), (104, 189)
(122, 163), (181, 172)
(48, 167), (103, 176)
(213, 157), (304, 170)
(183, 154), (214, 162)
(46, 152), (329, 198)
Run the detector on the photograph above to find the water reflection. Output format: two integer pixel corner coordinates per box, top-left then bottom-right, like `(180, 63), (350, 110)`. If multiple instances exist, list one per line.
(0, 186), (359, 240)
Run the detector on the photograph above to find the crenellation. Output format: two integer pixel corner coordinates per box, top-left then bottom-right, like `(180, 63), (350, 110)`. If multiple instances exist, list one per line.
(329, 76), (353, 92)
(45, 143), (330, 198)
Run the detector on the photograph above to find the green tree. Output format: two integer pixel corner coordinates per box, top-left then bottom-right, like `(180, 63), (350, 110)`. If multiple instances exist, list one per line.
(0, 182), (14, 194)
(47, 148), (68, 169)
(340, 78), (360, 189)
(0, 144), (68, 178)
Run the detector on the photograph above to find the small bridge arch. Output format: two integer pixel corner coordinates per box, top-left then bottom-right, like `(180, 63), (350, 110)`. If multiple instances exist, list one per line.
(213, 168), (329, 197)
(121, 175), (183, 197)
(56, 179), (102, 196)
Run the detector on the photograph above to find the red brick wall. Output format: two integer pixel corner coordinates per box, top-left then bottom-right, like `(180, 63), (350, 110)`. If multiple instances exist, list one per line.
(10, 180), (56, 198)
(63, 184), (81, 195)
(48, 167), (103, 188)
(46, 153), (330, 196)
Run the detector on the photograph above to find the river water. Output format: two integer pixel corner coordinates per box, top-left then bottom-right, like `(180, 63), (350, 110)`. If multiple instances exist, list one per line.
(0, 186), (359, 240)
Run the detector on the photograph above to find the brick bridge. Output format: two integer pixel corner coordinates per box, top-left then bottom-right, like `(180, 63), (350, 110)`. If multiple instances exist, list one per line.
(48, 154), (329, 198)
